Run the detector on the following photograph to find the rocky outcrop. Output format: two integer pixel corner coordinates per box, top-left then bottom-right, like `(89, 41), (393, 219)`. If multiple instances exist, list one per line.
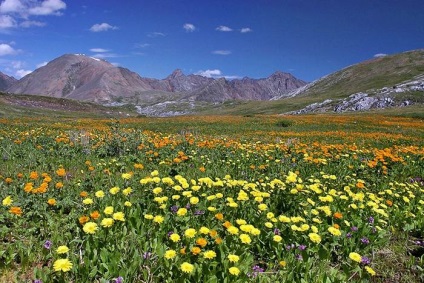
(0, 72), (17, 91)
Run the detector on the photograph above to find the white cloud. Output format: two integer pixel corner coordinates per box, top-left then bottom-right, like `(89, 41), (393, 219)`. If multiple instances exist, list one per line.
(91, 53), (119, 59)
(135, 43), (150, 48)
(0, 0), (25, 14)
(89, 22), (118, 32)
(216, 25), (232, 32)
(0, 43), (17, 56)
(20, 20), (46, 28)
(36, 61), (48, 68)
(0, 15), (17, 29)
(90, 48), (109, 53)
(197, 69), (222, 78)
(240, 27), (252, 33)
(183, 23), (196, 32)
(28, 0), (66, 16)
(196, 69), (240, 80)
(374, 53), (387, 58)
(147, 32), (165, 37)
(212, 50), (231, 55)
(11, 60), (24, 68)
(15, 69), (31, 78)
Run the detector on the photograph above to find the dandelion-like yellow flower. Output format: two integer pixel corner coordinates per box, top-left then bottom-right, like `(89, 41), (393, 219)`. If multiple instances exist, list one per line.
(104, 206), (114, 215)
(190, 197), (199, 204)
(124, 201), (132, 207)
(199, 226), (210, 234)
(349, 252), (362, 263)
(203, 250), (216, 259)
(328, 227), (342, 236)
(153, 215), (164, 224)
(170, 233), (181, 242)
(53, 258), (73, 272)
(227, 254), (240, 263)
(2, 196), (12, 206)
(122, 187), (132, 196)
(177, 208), (187, 216)
(365, 266), (376, 276)
(101, 218), (114, 228)
(227, 226), (239, 235)
(95, 190), (105, 198)
(273, 235), (283, 242)
(239, 234), (251, 244)
(180, 262), (194, 273)
(164, 250), (177, 259)
(82, 198), (93, 205)
(56, 245), (69, 254)
(83, 222), (98, 234)
(229, 267), (240, 276)
(109, 186), (120, 195)
(185, 228), (197, 238)
(113, 212), (125, 222)
(121, 173), (132, 180)
(308, 233), (322, 244)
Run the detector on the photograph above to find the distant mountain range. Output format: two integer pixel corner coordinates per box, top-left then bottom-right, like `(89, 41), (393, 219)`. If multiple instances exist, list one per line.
(1, 49), (423, 116)
(4, 54), (306, 104)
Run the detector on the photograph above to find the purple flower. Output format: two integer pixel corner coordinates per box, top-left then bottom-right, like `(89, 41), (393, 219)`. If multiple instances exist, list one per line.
(351, 226), (358, 232)
(361, 237), (370, 245)
(298, 244), (307, 251)
(33, 280), (43, 283)
(43, 240), (52, 250)
(170, 206), (178, 213)
(252, 265), (264, 273)
(167, 231), (174, 237)
(361, 256), (371, 265)
(194, 210), (205, 215)
(368, 217), (374, 224)
(143, 252), (152, 259)
(114, 277), (123, 283)
(185, 203), (191, 209)
(346, 232), (352, 238)
(273, 228), (280, 235)
(296, 254), (303, 261)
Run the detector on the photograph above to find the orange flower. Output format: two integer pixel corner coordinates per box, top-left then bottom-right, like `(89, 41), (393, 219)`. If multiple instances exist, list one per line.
(333, 224), (340, 229)
(134, 163), (144, 169)
(223, 221), (232, 228)
(5, 177), (13, 184)
(191, 247), (201, 255)
(199, 166), (206, 172)
(196, 238), (208, 248)
(215, 238), (223, 245)
(47, 198), (56, 206)
(209, 230), (218, 238)
(56, 168), (66, 177)
(386, 200), (393, 206)
(90, 211), (100, 220)
(180, 247), (186, 255)
(16, 173), (23, 178)
(55, 182), (64, 189)
(24, 182), (33, 193)
(9, 206), (22, 216)
(356, 182), (365, 189)
(80, 191), (88, 198)
(215, 213), (224, 221)
(79, 215), (89, 225)
(29, 171), (39, 179)
(333, 212), (343, 219)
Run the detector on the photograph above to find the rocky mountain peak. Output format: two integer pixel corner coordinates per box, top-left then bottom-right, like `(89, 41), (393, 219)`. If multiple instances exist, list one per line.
(0, 72), (17, 91)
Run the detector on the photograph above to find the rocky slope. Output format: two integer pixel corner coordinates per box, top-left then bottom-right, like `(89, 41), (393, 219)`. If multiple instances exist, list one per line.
(7, 54), (307, 104)
(0, 72), (17, 91)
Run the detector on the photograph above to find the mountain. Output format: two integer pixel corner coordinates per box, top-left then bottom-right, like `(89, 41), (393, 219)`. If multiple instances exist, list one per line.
(7, 54), (155, 103)
(0, 72), (17, 91)
(7, 54), (306, 104)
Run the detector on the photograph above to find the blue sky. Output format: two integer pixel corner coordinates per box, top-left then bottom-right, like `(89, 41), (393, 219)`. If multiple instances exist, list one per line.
(0, 0), (423, 81)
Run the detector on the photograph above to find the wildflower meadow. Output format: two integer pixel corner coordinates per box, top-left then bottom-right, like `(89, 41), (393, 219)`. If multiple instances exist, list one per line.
(0, 114), (423, 282)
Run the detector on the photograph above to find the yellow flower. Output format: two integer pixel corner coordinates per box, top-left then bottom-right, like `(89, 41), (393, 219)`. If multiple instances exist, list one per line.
(2, 196), (13, 206)
(121, 173), (132, 180)
(95, 190), (105, 198)
(53, 258), (73, 272)
(124, 201), (132, 207)
(227, 254), (239, 263)
(83, 222), (98, 234)
(199, 226), (210, 234)
(122, 187), (132, 196)
(153, 215), (164, 224)
(308, 233), (322, 244)
(258, 203), (268, 211)
(328, 227), (342, 236)
(109, 186), (120, 195)
(229, 267), (240, 276)
(273, 235), (283, 242)
(180, 262), (194, 273)
(279, 260), (287, 267)
(185, 228), (197, 238)
(227, 226), (239, 235)
(101, 218), (114, 228)
(365, 266), (376, 276)
(47, 198), (56, 206)
(164, 250), (177, 259)
(144, 214), (154, 219)
(104, 206), (114, 215)
(113, 212), (125, 222)
(190, 196), (199, 204)
(82, 198), (93, 205)
(203, 250), (217, 259)
(239, 234), (251, 244)
(177, 208), (187, 216)
(56, 245), (69, 254)
(153, 187), (163, 194)
(169, 233), (181, 242)
(349, 252), (362, 263)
